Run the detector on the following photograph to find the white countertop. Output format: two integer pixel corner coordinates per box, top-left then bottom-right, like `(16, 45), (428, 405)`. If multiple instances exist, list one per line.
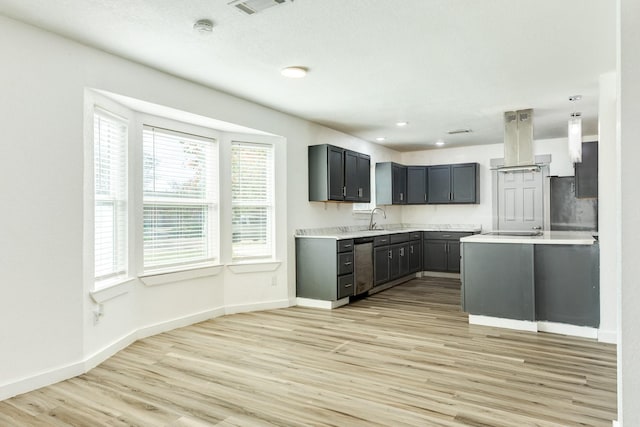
(295, 223), (482, 240)
(461, 231), (597, 245)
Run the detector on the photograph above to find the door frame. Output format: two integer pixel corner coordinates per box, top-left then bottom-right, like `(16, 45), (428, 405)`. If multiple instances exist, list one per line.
(490, 154), (552, 231)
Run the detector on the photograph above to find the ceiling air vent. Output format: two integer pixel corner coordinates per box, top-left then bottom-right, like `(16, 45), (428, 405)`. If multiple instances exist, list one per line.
(228, 0), (288, 15)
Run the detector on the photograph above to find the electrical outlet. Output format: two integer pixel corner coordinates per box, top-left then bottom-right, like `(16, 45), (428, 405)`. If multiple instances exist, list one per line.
(271, 276), (277, 287)
(93, 304), (104, 325)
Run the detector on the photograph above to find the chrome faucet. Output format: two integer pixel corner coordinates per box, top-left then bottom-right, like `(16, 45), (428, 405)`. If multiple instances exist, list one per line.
(369, 207), (387, 230)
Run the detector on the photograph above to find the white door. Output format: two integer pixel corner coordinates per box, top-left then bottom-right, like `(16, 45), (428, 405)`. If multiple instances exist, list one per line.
(497, 170), (544, 231)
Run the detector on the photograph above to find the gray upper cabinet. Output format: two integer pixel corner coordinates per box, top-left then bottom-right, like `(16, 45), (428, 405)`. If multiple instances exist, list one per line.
(427, 165), (451, 203)
(428, 163), (479, 204)
(407, 166), (427, 204)
(376, 162), (407, 205)
(308, 144), (370, 202)
(575, 141), (598, 199)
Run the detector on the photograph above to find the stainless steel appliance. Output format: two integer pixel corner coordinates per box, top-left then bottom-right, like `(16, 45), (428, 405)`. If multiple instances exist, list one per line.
(354, 237), (374, 295)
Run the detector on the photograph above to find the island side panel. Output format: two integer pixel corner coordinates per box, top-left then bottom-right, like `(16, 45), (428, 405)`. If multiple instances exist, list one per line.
(462, 242), (535, 321)
(534, 244), (600, 327)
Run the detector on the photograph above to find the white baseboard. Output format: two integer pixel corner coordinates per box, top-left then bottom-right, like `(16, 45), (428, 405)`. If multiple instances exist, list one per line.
(598, 329), (617, 344)
(470, 315), (607, 340)
(469, 315), (538, 332)
(421, 271), (460, 279)
(0, 301), (288, 402)
(296, 297), (349, 309)
(537, 321), (598, 339)
(224, 299), (290, 315)
(0, 361), (85, 402)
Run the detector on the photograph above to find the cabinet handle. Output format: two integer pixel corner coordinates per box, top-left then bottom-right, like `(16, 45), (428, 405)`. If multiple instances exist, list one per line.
(388, 250), (393, 259)
(449, 192), (452, 201)
(424, 193), (427, 201)
(343, 244), (352, 248)
(343, 186), (347, 197)
(358, 188), (363, 197)
(442, 234), (451, 238)
(344, 283), (353, 288)
(344, 261), (352, 266)
(400, 192), (404, 201)
(400, 247), (404, 256)
(411, 246), (414, 254)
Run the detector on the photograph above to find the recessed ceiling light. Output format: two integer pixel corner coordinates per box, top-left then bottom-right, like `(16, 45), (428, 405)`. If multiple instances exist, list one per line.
(396, 121), (409, 127)
(376, 137), (386, 141)
(193, 19), (214, 33)
(435, 140), (445, 146)
(281, 66), (308, 78)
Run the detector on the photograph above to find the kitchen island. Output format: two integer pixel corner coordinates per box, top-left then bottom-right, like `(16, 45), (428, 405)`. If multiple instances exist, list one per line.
(460, 231), (599, 338)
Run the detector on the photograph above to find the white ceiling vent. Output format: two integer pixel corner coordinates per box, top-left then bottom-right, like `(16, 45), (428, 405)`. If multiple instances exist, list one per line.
(228, 0), (289, 15)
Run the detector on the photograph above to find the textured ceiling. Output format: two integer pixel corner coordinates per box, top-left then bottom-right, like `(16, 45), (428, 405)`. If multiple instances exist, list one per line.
(0, 0), (616, 151)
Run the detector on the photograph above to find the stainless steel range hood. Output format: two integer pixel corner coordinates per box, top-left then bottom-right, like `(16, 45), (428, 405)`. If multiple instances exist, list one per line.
(500, 109), (539, 171)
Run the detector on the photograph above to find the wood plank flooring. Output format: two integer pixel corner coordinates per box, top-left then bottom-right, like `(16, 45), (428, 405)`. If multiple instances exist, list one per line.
(0, 277), (617, 426)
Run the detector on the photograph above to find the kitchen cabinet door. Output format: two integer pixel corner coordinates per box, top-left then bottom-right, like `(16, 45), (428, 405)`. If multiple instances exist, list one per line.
(389, 243), (409, 280)
(423, 240), (448, 272)
(327, 146), (345, 200)
(344, 150), (359, 201)
(451, 163), (478, 203)
(407, 166), (427, 204)
(447, 241), (462, 273)
(392, 164), (407, 204)
(427, 165), (451, 203)
(575, 141), (598, 199)
(374, 245), (390, 286)
(408, 241), (422, 273)
(357, 153), (371, 202)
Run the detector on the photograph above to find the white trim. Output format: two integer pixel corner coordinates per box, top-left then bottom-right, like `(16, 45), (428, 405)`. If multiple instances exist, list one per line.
(537, 321), (598, 339)
(469, 315), (538, 332)
(421, 271), (460, 279)
(226, 261), (281, 274)
(598, 329), (618, 344)
(1, 306), (226, 401)
(296, 297), (350, 310)
(612, 420), (619, 427)
(140, 264), (223, 286)
(0, 361), (85, 402)
(90, 278), (136, 304)
(224, 299), (291, 315)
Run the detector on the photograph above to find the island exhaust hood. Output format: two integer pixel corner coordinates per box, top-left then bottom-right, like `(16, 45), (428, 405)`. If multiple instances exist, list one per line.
(499, 109), (539, 171)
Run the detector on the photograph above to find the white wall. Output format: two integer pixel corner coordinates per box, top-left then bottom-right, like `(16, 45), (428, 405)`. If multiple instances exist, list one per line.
(618, 0), (640, 424)
(0, 15), (398, 399)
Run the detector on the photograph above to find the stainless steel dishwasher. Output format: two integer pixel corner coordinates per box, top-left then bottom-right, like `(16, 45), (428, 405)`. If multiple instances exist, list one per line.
(354, 237), (374, 295)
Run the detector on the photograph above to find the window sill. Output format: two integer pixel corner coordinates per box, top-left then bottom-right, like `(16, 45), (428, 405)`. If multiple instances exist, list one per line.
(140, 264), (224, 287)
(90, 277), (136, 304)
(227, 260), (281, 274)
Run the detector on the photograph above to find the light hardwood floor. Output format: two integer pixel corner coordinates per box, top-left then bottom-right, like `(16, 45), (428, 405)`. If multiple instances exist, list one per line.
(0, 277), (617, 426)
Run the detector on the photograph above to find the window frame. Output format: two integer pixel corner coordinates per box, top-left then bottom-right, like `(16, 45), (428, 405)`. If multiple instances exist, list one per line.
(230, 140), (276, 261)
(92, 107), (129, 286)
(141, 124), (219, 274)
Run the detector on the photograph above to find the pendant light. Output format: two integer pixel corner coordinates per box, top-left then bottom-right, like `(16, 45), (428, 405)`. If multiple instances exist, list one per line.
(568, 95), (583, 163)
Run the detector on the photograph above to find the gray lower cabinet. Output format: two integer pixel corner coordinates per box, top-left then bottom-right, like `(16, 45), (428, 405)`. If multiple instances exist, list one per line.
(423, 232), (472, 273)
(296, 237), (355, 301)
(462, 242), (536, 321)
(534, 244), (599, 327)
(374, 245), (391, 286)
(408, 232), (422, 273)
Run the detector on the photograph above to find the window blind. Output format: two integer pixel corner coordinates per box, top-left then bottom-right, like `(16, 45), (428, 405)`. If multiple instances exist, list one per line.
(143, 126), (217, 270)
(231, 142), (274, 259)
(94, 110), (128, 282)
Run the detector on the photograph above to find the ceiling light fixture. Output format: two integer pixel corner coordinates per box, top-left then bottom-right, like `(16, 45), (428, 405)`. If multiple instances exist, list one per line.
(396, 121), (409, 127)
(435, 140), (445, 146)
(568, 95), (583, 163)
(193, 19), (214, 33)
(281, 66), (308, 78)
(376, 137), (386, 142)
